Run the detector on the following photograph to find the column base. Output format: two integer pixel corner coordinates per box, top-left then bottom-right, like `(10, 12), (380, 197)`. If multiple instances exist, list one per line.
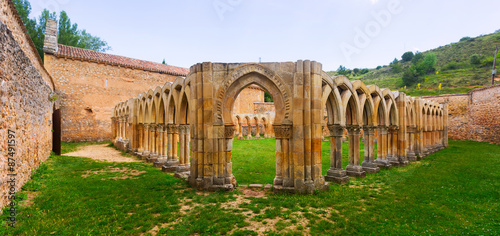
(374, 159), (392, 169)
(407, 151), (416, 162)
(388, 156), (400, 167)
(324, 168), (350, 183)
(246, 136), (252, 140)
(346, 165), (366, 178)
(238, 136), (244, 140)
(162, 159), (179, 172)
(153, 156), (168, 168)
(174, 165), (190, 180)
(361, 161), (380, 173)
(140, 151), (150, 160)
(146, 153), (158, 163)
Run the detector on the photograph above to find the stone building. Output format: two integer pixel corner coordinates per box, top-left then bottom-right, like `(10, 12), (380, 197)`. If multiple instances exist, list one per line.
(112, 61), (449, 193)
(42, 19), (189, 142)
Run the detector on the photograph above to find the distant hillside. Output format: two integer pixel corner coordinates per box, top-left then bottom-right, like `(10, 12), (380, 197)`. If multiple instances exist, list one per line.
(328, 31), (500, 96)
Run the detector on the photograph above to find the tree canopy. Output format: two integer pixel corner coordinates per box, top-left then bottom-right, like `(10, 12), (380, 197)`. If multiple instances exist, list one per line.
(12, 0), (110, 60)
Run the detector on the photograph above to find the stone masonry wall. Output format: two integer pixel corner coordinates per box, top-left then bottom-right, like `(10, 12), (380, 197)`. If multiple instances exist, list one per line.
(423, 84), (500, 144)
(0, 20), (53, 210)
(44, 54), (179, 141)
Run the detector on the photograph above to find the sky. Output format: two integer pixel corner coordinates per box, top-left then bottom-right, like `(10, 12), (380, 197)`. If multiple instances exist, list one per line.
(28, 0), (500, 71)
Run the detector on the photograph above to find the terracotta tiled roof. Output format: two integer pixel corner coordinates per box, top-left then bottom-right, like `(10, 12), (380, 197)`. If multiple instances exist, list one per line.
(55, 44), (189, 76)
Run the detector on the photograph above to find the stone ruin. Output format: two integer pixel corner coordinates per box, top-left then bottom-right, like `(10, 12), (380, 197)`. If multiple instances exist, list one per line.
(112, 61), (448, 193)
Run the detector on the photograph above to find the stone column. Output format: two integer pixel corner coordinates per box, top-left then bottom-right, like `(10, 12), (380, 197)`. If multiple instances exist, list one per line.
(176, 125), (190, 173)
(407, 126), (416, 161)
(346, 125), (366, 178)
(263, 124), (268, 138)
(238, 122), (243, 140)
(325, 124), (349, 183)
(137, 123), (144, 153)
(173, 125), (179, 158)
(255, 121), (260, 139)
(162, 124), (179, 172)
(147, 124), (158, 162)
(273, 125), (283, 186)
(387, 126), (400, 166)
(442, 103), (449, 148)
(141, 124), (150, 158)
(153, 125), (167, 167)
(375, 126), (391, 169)
(246, 122), (252, 139)
(361, 126), (380, 173)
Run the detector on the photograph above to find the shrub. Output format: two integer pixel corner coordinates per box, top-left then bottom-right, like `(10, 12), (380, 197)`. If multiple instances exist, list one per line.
(402, 67), (419, 86)
(470, 54), (481, 66)
(402, 51), (414, 62)
(353, 68), (360, 75)
(460, 36), (471, 42)
(481, 57), (494, 68)
(412, 52), (424, 65)
(376, 66), (382, 70)
(360, 68), (369, 74)
(442, 61), (464, 71)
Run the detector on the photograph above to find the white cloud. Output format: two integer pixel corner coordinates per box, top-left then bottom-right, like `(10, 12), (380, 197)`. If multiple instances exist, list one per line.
(370, 0), (379, 4)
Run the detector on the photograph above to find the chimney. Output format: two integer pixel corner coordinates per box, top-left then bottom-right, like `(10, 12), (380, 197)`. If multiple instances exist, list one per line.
(43, 19), (58, 54)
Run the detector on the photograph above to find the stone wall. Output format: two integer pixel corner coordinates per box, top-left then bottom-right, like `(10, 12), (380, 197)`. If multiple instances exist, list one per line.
(0, 19), (53, 211)
(44, 55), (179, 141)
(423, 84), (500, 144)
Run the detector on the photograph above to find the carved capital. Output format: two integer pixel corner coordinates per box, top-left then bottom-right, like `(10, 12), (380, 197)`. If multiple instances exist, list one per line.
(327, 124), (344, 137)
(224, 125), (236, 138)
(273, 124), (292, 139)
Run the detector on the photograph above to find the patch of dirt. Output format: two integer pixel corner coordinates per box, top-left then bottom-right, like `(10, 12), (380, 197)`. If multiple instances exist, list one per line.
(63, 144), (138, 163)
(22, 191), (38, 208)
(241, 188), (266, 198)
(81, 167), (146, 180)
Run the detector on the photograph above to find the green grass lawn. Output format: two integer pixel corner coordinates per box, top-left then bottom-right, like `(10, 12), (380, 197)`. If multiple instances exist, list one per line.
(1, 140), (498, 235)
(233, 138), (367, 184)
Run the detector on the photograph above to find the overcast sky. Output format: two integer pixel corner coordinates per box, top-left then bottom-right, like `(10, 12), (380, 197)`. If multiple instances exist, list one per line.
(29, 0), (500, 71)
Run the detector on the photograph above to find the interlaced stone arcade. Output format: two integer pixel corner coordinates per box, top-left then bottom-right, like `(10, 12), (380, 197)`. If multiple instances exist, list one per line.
(112, 61), (448, 194)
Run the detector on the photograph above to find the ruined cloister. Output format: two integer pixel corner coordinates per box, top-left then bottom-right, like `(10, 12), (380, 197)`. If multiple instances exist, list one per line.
(112, 61), (448, 194)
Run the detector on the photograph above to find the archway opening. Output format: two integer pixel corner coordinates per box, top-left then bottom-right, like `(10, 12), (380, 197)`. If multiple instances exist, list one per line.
(230, 82), (277, 185)
(222, 72), (287, 186)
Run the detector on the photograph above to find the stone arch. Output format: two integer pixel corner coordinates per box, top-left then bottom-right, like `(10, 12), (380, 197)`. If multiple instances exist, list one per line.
(177, 84), (191, 125)
(216, 63), (292, 126)
(322, 73), (343, 125)
(368, 85), (388, 126)
(353, 80), (375, 126)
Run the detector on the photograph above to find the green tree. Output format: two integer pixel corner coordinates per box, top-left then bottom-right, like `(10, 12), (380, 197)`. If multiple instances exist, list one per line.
(360, 68), (369, 74)
(460, 36), (471, 42)
(353, 68), (360, 75)
(401, 51), (414, 62)
(470, 54), (481, 66)
(402, 67), (419, 86)
(12, 0), (110, 59)
(264, 91), (273, 102)
(162, 59), (166, 65)
(411, 51), (424, 65)
(337, 65), (349, 76)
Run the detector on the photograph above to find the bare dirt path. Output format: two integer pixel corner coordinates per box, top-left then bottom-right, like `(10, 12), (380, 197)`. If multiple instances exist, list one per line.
(63, 144), (139, 163)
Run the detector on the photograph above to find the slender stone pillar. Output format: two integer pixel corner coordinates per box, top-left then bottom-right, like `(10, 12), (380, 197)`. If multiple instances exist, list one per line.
(238, 122), (243, 140)
(346, 125), (366, 178)
(325, 124), (349, 184)
(162, 124), (179, 172)
(141, 124), (151, 159)
(361, 126), (380, 173)
(255, 121), (260, 139)
(246, 122), (252, 139)
(375, 126), (391, 169)
(387, 126), (400, 166)
(176, 125), (190, 173)
(147, 124), (159, 162)
(154, 125), (168, 167)
(407, 126), (416, 161)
